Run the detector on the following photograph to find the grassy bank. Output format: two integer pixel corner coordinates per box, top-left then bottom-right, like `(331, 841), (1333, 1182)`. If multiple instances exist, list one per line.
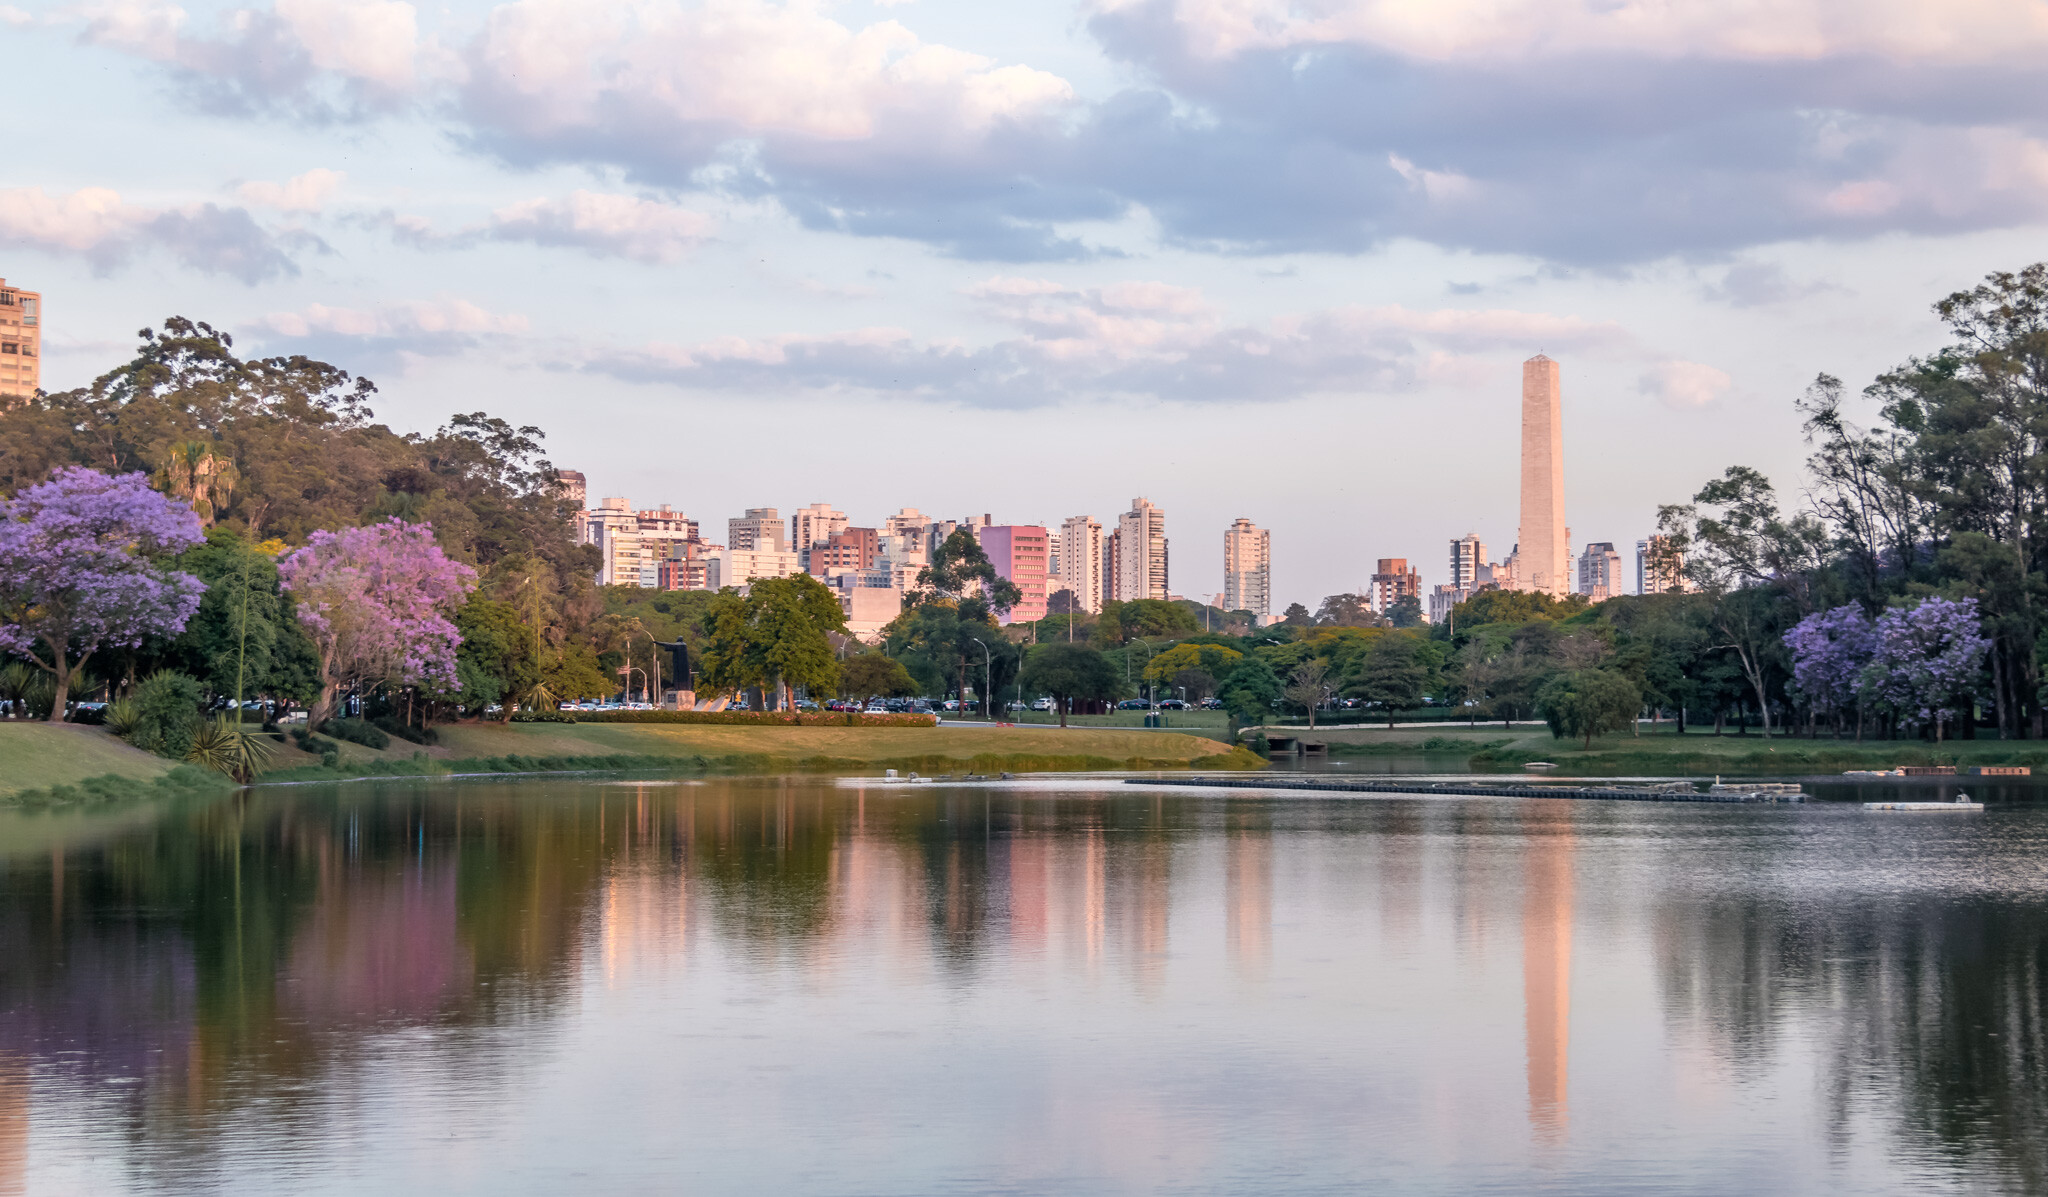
(0, 723), (179, 797)
(1280, 722), (2048, 775)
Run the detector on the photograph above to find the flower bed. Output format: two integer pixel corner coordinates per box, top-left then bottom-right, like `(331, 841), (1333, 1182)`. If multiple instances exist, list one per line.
(568, 710), (938, 728)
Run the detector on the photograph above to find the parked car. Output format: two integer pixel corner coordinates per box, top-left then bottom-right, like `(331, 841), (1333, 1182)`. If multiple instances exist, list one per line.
(1159, 699), (1188, 710)
(1031, 697), (1053, 711)
(1116, 699), (1148, 710)
(864, 703), (888, 715)
(1200, 697), (1223, 710)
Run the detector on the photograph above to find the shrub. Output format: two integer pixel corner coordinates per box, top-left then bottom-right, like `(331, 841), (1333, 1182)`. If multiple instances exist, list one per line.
(511, 710), (577, 724)
(104, 697), (143, 738)
(185, 716), (277, 781)
(324, 717), (390, 749)
(371, 715), (437, 745)
(128, 671), (204, 759)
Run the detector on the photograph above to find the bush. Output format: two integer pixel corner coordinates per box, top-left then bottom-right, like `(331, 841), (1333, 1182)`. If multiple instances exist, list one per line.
(371, 714), (437, 745)
(127, 671), (204, 759)
(511, 710), (578, 723)
(324, 717), (390, 749)
(571, 709), (938, 727)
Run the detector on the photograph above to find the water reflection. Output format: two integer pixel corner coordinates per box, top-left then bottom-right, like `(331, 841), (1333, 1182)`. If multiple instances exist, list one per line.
(0, 778), (2042, 1193)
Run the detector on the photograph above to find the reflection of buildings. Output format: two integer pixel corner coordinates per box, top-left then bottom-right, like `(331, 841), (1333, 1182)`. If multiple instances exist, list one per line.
(1224, 816), (1271, 974)
(0, 1055), (24, 1197)
(1522, 819), (1574, 1140)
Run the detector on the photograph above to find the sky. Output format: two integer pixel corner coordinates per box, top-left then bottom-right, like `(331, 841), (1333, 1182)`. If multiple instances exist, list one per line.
(6, 0), (2048, 610)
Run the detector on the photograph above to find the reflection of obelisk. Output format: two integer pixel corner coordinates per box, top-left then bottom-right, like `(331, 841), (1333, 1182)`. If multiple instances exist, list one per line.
(1522, 820), (1573, 1141)
(1518, 355), (1569, 598)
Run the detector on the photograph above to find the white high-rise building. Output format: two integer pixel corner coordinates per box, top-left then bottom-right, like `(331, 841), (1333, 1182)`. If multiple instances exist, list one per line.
(1115, 498), (1168, 602)
(791, 503), (848, 562)
(1057, 515), (1103, 613)
(728, 508), (786, 553)
(1222, 518), (1270, 621)
(706, 547), (804, 591)
(1577, 542), (1625, 601)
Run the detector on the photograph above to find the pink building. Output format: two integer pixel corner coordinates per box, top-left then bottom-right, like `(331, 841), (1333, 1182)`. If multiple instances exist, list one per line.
(976, 525), (1050, 624)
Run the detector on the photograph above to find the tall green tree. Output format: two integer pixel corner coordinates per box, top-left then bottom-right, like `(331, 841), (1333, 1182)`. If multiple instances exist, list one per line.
(1539, 669), (1643, 749)
(455, 597), (543, 720)
(1347, 634), (1427, 728)
(1019, 642), (1121, 727)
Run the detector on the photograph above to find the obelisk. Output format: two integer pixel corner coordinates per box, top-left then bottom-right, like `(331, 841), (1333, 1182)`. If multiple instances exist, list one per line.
(1518, 355), (1569, 598)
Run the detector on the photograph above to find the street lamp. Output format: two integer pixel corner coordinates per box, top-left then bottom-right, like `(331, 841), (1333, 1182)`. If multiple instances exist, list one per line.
(970, 637), (994, 720)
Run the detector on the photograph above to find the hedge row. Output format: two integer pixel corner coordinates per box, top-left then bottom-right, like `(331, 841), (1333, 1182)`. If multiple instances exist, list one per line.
(567, 710), (939, 728)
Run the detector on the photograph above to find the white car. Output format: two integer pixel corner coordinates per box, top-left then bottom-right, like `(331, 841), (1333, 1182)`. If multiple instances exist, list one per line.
(864, 703), (888, 715)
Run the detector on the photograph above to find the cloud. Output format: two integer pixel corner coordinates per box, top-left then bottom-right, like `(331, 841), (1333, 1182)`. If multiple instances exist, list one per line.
(485, 191), (714, 262)
(1699, 261), (1837, 308)
(1638, 360), (1732, 409)
(75, 0), (422, 117)
(256, 296), (529, 368)
(586, 277), (1633, 406)
(0, 185), (298, 282)
(238, 168), (346, 212)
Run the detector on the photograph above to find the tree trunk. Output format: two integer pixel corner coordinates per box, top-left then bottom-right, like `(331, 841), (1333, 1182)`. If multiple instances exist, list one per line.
(45, 658), (72, 723)
(1058, 696), (1069, 728)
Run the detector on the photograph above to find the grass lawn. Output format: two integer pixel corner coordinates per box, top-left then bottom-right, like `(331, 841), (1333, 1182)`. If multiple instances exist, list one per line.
(939, 710), (1232, 737)
(1284, 720), (2048, 775)
(0, 722), (176, 797)
(430, 721), (1241, 770)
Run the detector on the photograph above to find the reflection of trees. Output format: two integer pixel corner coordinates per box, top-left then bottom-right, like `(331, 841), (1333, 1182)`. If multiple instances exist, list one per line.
(1656, 897), (2048, 1187)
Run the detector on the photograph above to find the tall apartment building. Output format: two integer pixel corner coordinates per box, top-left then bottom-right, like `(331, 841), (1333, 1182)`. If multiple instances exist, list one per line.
(1057, 515), (1104, 613)
(1577, 542), (1625, 601)
(790, 503), (848, 566)
(1222, 518), (1270, 621)
(1115, 497), (1168, 602)
(728, 508), (786, 553)
(1103, 529), (1122, 606)
(707, 547), (803, 591)
(978, 525), (1051, 624)
(1430, 534), (1492, 624)
(1636, 535), (1692, 595)
(577, 497), (704, 586)
(0, 279), (41, 404)
(554, 470), (587, 509)
(658, 538), (713, 591)
(809, 526), (880, 575)
(1369, 558), (1422, 616)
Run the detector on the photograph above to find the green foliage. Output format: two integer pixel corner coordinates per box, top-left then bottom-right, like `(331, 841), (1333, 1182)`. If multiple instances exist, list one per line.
(699, 575), (848, 705)
(1219, 655), (1282, 725)
(1347, 633), (1428, 725)
(570, 710), (938, 726)
(1451, 588), (1580, 630)
(0, 661), (55, 719)
(2, 764), (231, 809)
(840, 653), (921, 700)
(1387, 594), (1425, 628)
(543, 643), (612, 702)
(1019, 642), (1122, 725)
(915, 529), (1023, 617)
(127, 671), (204, 759)
(324, 717), (390, 749)
(162, 527), (319, 704)
(454, 596), (543, 717)
(104, 697), (142, 737)
(1143, 642), (1243, 684)
(883, 600), (1017, 709)
(1538, 668), (1644, 748)
(185, 716), (278, 781)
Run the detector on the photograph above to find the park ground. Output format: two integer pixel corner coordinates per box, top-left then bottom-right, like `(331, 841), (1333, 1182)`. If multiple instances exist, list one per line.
(0, 720), (1257, 800)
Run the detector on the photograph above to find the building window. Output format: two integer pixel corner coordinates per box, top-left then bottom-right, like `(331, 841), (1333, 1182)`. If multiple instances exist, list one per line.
(0, 344), (13, 354)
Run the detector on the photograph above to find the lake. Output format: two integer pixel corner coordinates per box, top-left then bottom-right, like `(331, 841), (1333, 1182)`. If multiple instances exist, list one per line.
(1, 772), (2044, 1194)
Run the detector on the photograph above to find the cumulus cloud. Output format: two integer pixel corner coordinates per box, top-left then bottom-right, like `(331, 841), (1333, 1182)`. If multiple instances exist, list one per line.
(238, 168), (346, 212)
(256, 296), (529, 367)
(0, 185), (298, 282)
(1638, 360), (1732, 409)
(75, 0), (422, 116)
(485, 191), (714, 262)
(586, 277), (1632, 406)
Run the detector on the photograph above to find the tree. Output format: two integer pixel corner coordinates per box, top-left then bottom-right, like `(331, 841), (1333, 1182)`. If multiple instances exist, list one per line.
(1858, 597), (1992, 741)
(1280, 602), (1313, 627)
(1348, 634), (1426, 728)
(1142, 642), (1243, 687)
(1018, 642), (1120, 727)
(278, 520), (477, 728)
(1387, 594), (1424, 628)
(455, 597), (543, 720)
(1283, 659), (1337, 728)
(543, 642), (611, 702)
(1539, 669), (1643, 749)
(1316, 593), (1378, 627)
(161, 528), (319, 710)
(698, 576), (847, 710)
(915, 529), (1021, 617)
(1046, 589), (1085, 616)
(0, 468), (206, 719)
(1219, 656), (1282, 728)
(154, 441), (238, 527)
(1783, 604), (1876, 733)
(841, 653), (920, 702)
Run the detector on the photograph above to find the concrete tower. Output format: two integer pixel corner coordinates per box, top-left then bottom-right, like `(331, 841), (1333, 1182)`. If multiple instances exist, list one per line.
(1517, 355), (1570, 598)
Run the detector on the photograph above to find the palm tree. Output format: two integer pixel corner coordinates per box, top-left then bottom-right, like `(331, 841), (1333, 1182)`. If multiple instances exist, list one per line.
(156, 441), (239, 526)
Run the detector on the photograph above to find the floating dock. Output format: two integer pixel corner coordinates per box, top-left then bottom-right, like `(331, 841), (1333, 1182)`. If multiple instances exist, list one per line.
(1131, 776), (1806, 803)
(1863, 799), (1984, 812)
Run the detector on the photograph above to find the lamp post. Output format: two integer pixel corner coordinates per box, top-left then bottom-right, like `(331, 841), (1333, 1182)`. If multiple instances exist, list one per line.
(970, 637), (994, 720)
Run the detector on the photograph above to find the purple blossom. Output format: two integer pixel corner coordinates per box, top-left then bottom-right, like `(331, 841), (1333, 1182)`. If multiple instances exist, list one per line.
(1783, 604), (1875, 716)
(1858, 596), (1992, 732)
(279, 520), (476, 724)
(0, 468), (206, 717)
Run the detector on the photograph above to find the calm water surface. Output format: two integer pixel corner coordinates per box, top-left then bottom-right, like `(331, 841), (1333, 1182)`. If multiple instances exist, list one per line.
(1, 774), (2045, 1195)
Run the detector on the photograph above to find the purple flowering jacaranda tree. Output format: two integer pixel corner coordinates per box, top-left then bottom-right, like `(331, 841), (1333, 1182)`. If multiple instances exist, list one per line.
(1859, 596), (1993, 741)
(0, 468), (207, 720)
(1784, 604), (1876, 725)
(279, 520), (476, 728)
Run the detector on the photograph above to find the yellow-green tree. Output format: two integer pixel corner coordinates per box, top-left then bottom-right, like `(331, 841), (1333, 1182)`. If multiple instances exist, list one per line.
(156, 441), (239, 527)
